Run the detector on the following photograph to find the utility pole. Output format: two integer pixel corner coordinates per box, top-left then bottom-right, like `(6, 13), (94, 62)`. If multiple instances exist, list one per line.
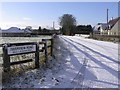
(107, 8), (109, 24)
(53, 21), (55, 30)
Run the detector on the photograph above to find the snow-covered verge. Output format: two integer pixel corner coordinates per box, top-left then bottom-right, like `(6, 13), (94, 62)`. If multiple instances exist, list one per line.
(2, 35), (79, 88)
(2, 35), (119, 88)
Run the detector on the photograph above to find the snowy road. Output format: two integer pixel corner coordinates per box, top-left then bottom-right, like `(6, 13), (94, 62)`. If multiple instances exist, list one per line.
(60, 36), (119, 88)
(3, 35), (119, 88)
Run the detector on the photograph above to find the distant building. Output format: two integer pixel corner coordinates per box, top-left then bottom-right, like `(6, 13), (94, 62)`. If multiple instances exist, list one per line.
(93, 17), (120, 36)
(25, 26), (32, 31)
(93, 23), (108, 35)
(0, 27), (32, 36)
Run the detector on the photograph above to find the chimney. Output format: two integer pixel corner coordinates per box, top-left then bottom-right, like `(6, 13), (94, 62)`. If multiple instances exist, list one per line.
(111, 17), (113, 20)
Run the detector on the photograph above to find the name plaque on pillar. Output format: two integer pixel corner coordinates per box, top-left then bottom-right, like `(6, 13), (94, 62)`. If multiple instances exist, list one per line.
(7, 45), (36, 55)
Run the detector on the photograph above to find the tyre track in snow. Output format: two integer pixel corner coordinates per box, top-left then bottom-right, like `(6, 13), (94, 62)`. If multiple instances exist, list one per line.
(67, 36), (118, 59)
(62, 37), (100, 88)
(61, 37), (90, 88)
(61, 36), (118, 88)
(71, 57), (89, 88)
(63, 36), (118, 76)
(51, 36), (87, 88)
(64, 36), (119, 65)
(73, 37), (117, 50)
(62, 37), (99, 88)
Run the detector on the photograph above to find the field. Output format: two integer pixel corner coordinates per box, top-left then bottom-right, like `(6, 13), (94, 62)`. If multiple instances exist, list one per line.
(0, 36), (51, 44)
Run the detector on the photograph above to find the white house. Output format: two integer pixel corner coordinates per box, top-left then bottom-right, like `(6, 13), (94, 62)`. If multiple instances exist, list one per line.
(93, 17), (119, 35)
(93, 23), (108, 35)
(107, 17), (120, 35)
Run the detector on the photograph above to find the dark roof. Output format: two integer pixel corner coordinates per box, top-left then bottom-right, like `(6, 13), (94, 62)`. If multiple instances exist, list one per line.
(108, 17), (120, 25)
(108, 17), (120, 29)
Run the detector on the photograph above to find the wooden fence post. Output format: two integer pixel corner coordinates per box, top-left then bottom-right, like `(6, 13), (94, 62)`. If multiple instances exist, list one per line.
(45, 40), (48, 63)
(35, 43), (39, 68)
(3, 44), (10, 72)
(51, 38), (53, 56)
(42, 39), (48, 64)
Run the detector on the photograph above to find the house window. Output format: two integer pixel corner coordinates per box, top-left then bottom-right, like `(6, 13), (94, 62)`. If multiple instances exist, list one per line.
(98, 27), (100, 31)
(109, 25), (111, 29)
